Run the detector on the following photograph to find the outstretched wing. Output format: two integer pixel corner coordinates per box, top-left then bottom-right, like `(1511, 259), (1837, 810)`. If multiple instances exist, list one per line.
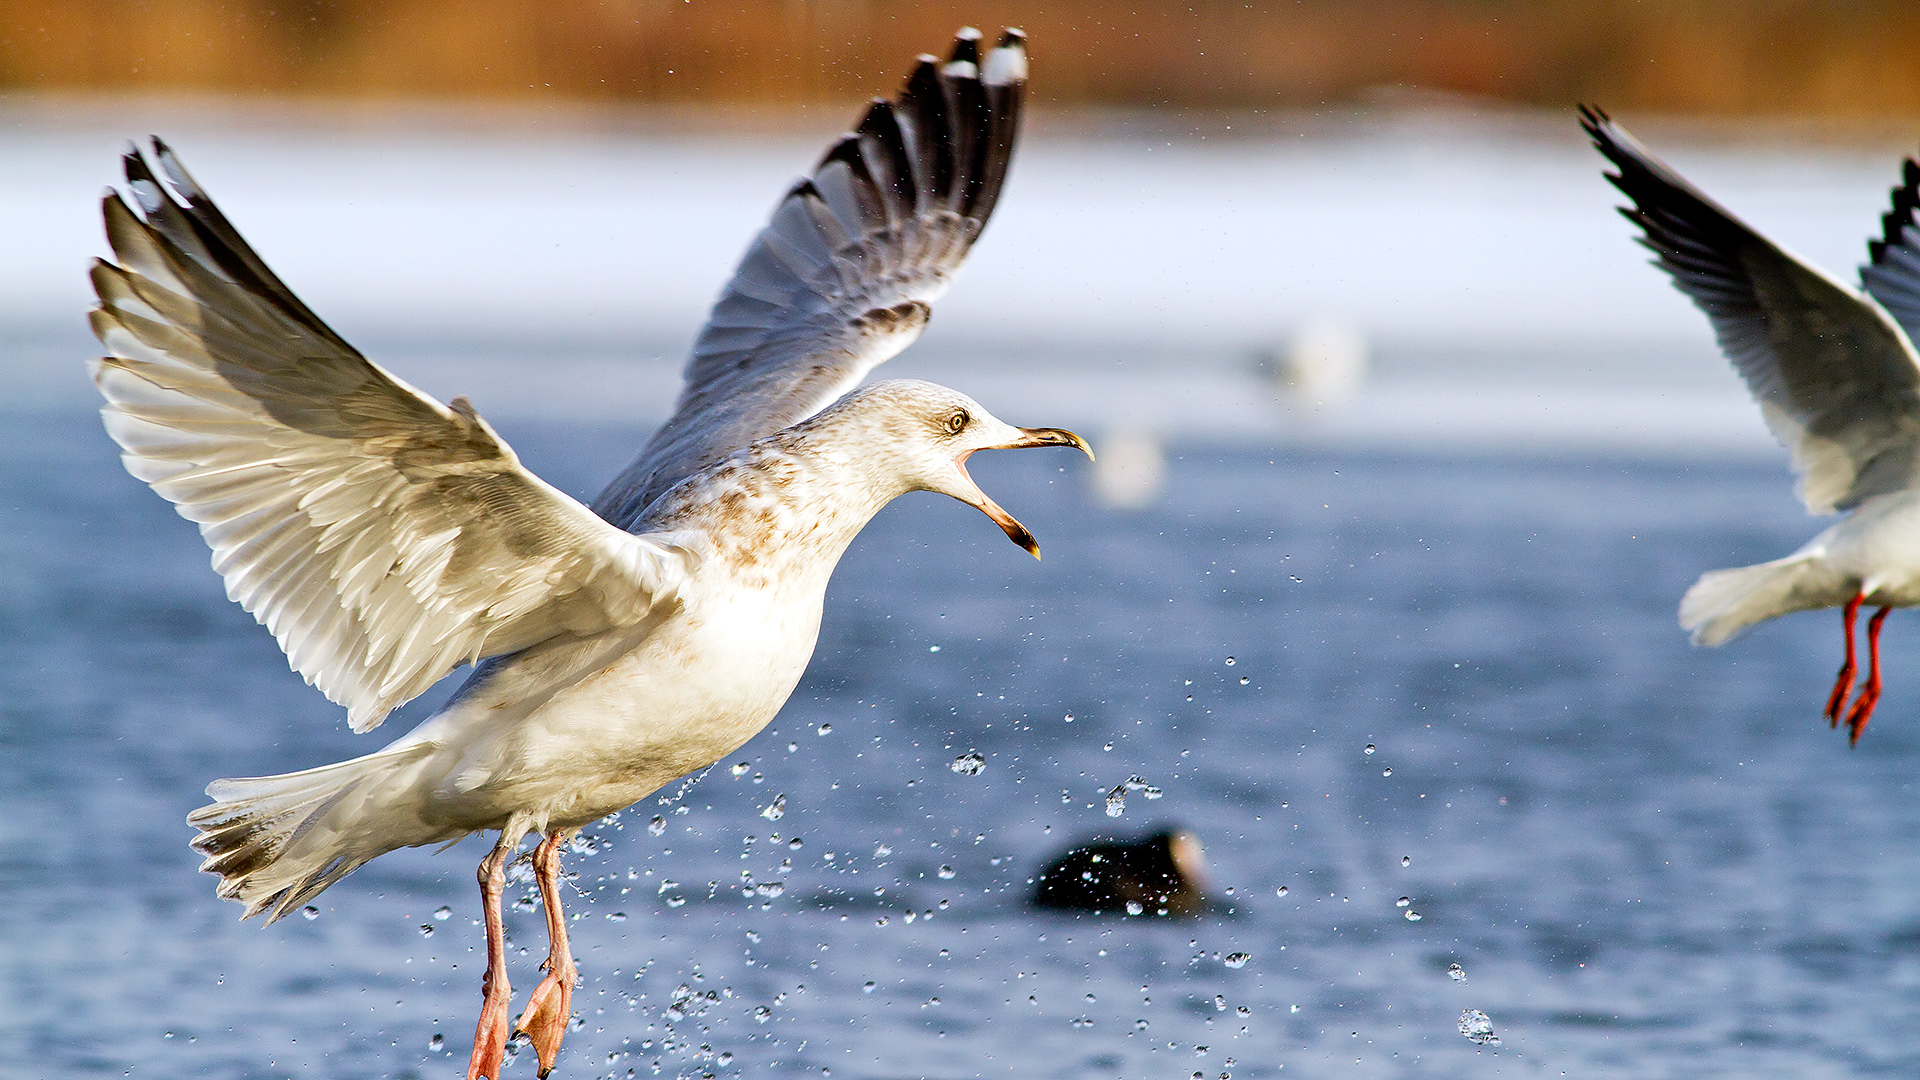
(593, 27), (1028, 528)
(1861, 157), (1920, 342)
(91, 140), (689, 732)
(1583, 105), (1920, 515)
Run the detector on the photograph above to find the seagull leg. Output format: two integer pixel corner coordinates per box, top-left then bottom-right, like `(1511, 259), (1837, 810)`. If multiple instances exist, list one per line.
(1845, 606), (1893, 745)
(468, 835), (517, 1080)
(1826, 593), (1865, 724)
(515, 830), (579, 1078)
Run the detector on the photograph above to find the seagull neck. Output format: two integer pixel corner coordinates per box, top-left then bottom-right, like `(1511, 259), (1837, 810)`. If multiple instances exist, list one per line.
(673, 436), (905, 584)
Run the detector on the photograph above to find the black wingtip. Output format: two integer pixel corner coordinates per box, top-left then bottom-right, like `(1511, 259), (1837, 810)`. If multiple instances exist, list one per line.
(1577, 104), (1616, 148)
(1868, 157), (1920, 268)
(948, 27), (982, 66)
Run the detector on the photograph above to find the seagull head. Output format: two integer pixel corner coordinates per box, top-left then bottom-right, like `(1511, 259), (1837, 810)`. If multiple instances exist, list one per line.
(835, 380), (1092, 559)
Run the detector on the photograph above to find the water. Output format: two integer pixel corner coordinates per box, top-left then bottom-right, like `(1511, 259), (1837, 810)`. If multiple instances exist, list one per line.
(7, 366), (1920, 1080)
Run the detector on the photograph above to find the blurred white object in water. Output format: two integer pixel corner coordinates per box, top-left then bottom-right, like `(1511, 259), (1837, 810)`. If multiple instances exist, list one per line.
(1279, 316), (1369, 408)
(1091, 426), (1166, 509)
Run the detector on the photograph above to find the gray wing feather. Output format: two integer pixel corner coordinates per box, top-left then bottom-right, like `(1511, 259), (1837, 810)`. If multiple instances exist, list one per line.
(1583, 106), (1920, 515)
(91, 141), (689, 732)
(593, 28), (1028, 528)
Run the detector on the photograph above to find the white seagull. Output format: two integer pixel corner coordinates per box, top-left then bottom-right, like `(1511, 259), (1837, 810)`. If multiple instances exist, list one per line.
(88, 29), (1086, 1079)
(1585, 106), (1920, 743)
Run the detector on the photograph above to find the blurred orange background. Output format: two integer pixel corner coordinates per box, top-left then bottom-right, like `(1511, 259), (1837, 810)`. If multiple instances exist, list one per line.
(4, 0), (1920, 114)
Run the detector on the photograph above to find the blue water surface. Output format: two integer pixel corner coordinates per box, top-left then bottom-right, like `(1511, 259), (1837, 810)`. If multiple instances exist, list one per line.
(5, 373), (1920, 1080)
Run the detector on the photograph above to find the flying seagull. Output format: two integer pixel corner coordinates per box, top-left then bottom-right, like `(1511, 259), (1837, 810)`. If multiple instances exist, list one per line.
(1584, 105), (1920, 743)
(88, 29), (1083, 1079)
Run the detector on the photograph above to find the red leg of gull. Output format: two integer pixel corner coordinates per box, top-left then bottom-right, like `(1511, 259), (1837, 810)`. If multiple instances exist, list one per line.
(468, 838), (516, 1080)
(516, 831), (580, 1078)
(1826, 594), (1865, 724)
(1845, 607), (1893, 745)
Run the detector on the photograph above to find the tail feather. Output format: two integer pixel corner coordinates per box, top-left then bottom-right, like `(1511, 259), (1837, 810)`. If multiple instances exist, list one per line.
(188, 743), (436, 923)
(1680, 555), (1847, 646)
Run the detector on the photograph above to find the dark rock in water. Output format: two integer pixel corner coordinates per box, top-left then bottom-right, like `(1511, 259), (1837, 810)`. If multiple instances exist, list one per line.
(1029, 828), (1209, 916)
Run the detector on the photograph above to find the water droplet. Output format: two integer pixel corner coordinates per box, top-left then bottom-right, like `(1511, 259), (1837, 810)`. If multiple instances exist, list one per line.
(950, 752), (986, 776)
(1071, 1016), (1094, 1029)
(568, 834), (602, 855)
(754, 881), (786, 898)
(1401, 856), (1412, 867)
(788, 836), (803, 849)
(761, 794), (786, 821)
(1125, 900), (1145, 915)
(648, 816), (667, 836)
(1448, 963), (1468, 983)
(1105, 785), (1127, 817)
(1063, 713), (1074, 723)
(433, 906), (452, 921)
(607, 911), (628, 922)
(1405, 910), (1423, 921)
(1224, 657), (1236, 666)
(863, 982), (877, 994)
(1213, 994), (1227, 1010)
(874, 844), (891, 857)
(1458, 1009), (1501, 1045)
(1239, 676), (1250, 685)
(301, 906), (320, 920)
(419, 923), (434, 936)
(817, 723), (832, 735)
(1223, 952), (1251, 969)
(1364, 744), (1376, 755)
(429, 1033), (446, 1051)
(1142, 785), (1163, 800)
(666, 896), (686, 908)
(1135, 1019), (1150, 1031)
(1396, 896), (1411, 907)
(1275, 885), (1289, 897)
(1382, 768), (1392, 777)
(731, 762), (750, 776)
(937, 865), (956, 879)
(754, 1006), (772, 1022)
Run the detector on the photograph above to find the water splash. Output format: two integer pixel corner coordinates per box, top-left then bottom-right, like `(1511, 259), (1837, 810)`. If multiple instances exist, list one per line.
(1458, 1009), (1501, 1046)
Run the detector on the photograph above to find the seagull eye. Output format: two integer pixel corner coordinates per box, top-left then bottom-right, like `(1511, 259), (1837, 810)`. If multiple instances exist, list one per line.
(945, 409), (970, 435)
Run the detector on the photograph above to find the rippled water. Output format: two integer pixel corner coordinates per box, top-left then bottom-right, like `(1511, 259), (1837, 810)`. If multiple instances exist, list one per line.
(7, 378), (1920, 1080)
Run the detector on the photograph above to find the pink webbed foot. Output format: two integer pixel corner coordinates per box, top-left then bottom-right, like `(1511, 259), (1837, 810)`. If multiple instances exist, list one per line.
(514, 831), (580, 1078)
(467, 833), (517, 1080)
(468, 969), (512, 1080)
(516, 955), (578, 1077)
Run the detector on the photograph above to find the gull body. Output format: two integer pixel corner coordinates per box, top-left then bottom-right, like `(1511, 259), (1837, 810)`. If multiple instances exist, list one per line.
(86, 29), (1078, 1078)
(1585, 107), (1920, 741)
(242, 382), (1065, 871)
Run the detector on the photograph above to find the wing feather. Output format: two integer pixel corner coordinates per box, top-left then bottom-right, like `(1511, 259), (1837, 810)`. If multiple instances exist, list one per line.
(91, 141), (690, 732)
(1862, 158), (1920, 341)
(593, 28), (1028, 528)
(1583, 106), (1920, 514)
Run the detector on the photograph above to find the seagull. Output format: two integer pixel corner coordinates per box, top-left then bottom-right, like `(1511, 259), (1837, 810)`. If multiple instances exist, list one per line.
(88, 29), (1085, 1079)
(1584, 105), (1920, 743)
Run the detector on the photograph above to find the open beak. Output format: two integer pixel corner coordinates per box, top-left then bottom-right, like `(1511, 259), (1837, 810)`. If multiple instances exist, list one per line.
(959, 426), (1094, 560)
